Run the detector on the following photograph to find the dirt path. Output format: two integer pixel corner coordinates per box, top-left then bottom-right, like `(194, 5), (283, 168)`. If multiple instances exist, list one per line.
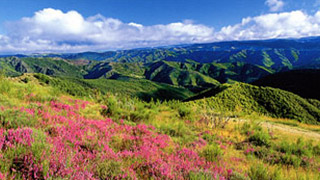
(235, 119), (320, 139)
(261, 121), (320, 139)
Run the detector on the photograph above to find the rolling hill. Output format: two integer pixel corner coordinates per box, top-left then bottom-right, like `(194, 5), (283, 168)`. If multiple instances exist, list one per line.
(192, 83), (320, 124)
(14, 73), (194, 101)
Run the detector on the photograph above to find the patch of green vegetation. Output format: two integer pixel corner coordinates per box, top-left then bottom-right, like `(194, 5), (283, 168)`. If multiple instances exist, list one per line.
(274, 49), (293, 69)
(291, 50), (299, 62)
(196, 83), (320, 124)
(262, 51), (275, 68)
(33, 74), (194, 101)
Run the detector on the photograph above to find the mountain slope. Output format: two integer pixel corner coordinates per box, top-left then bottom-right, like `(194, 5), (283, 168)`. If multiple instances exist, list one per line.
(193, 83), (320, 124)
(27, 73), (194, 101)
(252, 69), (320, 100)
(0, 57), (86, 78)
(28, 38), (320, 69)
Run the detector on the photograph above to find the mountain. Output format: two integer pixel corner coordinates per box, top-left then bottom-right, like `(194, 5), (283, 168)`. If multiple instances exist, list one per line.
(192, 83), (320, 124)
(252, 69), (320, 100)
(0, 57), (274, 92)
(17, 73), (195, 101)
(1, 37), (320, 97)
(0, 56), (87, 77)
(25, 37), (320, 69)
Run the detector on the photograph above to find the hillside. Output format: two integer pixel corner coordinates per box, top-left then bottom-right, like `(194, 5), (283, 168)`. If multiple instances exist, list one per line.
(0, 56), (87, 78)
(0, 57), (272, 92)
(2, 38), (320, 95)
(0, 73), (319, 180)
(252, 69), (320, 100)
(193, 83), (320, 124)
(14, 73), (195, 101)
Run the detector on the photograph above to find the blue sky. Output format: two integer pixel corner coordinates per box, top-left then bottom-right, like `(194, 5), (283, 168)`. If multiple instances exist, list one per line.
(0, 0), (320, 53)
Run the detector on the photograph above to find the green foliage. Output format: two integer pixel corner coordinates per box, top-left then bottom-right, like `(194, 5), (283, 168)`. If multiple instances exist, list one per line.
(248, 130), (271, 147)
(262, 51), (275, 68)
(100, 94), (120, 117)
(200, 144), (223, 162)
(157, 121), (196, 145)
(248, 163), (282, 180)
(229, 172), (250, 180)
(0, 110), (38, 129)
(189, 171), (217, 180)
(34, 73), (92, 97)
(177, 104), (192, 119)
(95, 160), (125, 179)
(196, 83), (320, 124)
(277, 138), (314, 157)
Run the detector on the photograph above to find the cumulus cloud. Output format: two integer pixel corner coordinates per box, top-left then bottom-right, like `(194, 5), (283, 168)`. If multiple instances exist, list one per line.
(1, 8), (320, 53)
(216, 10), (320, 41)
(0, 8), (214, 53)
(265, 0), (284, 12)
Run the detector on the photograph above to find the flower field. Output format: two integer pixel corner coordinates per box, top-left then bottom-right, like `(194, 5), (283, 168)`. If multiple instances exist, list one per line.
(0, 76), (319, 180)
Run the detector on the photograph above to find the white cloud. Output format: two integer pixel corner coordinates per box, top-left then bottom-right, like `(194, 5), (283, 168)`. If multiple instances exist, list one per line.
(265, 0), (284, 12)
(2, 8), (320, 53)
(216, 10), (320, 41)
(0, 8), (215, 53)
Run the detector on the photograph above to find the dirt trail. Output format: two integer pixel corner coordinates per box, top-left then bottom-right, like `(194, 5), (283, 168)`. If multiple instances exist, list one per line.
(236, 119), (320, 139)
(261, 121), (320, 139)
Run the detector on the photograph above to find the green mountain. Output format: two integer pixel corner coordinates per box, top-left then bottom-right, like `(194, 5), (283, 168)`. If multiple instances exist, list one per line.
(27, 38), (320, 69)
(252, 69), (320, 100)
(26, 73), (194, 101)
(0, 56), (86, 78)
(192, 83), (320, 124)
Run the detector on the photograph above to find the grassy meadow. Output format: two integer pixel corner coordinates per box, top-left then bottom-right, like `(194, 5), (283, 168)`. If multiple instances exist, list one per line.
(0, 72), (319, 180)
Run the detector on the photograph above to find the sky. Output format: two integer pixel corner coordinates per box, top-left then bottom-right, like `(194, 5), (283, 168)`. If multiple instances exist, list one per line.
(0, 0), (320, 54)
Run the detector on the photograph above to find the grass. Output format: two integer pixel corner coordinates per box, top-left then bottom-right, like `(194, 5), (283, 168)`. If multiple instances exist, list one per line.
(194, 83), (320, 125)
(0, 73), (319, 179)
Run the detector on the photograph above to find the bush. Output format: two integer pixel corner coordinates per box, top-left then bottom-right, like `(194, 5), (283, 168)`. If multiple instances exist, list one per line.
(277, 138), (313, 157)
(158, 121), (196, 145)
(0, 110), (38, 129)
(248, 130), (271, 147)
(100, 94), (120, 118)
(189, 171), (216, 180)
(125, 101), (157, 122)
(201, 144), (223, 162)
(95, 160), (125, 179)
(178, 105), (192, 118)
(248, 163), (281, 180)
(229, 171), (250, 180)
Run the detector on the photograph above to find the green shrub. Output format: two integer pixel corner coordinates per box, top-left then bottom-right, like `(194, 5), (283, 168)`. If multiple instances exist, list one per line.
(95, 160), (124, 179)
(125, 101), (156, 122)
(158, 121), (196, 145)
(100, 94), (120, 118)
(201, 144), (223, 162)
(178, 105), (192, 118)
(277, 138), (313, 157)
(279, 153), (301, 167)
(189, 171), (217, 180)
(229, 171), (250, 180)
(248, 130), (271, 147)
(202, 133), (216, 145)
(0, 110), (38, 129)
(248, 163), (281, 180)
